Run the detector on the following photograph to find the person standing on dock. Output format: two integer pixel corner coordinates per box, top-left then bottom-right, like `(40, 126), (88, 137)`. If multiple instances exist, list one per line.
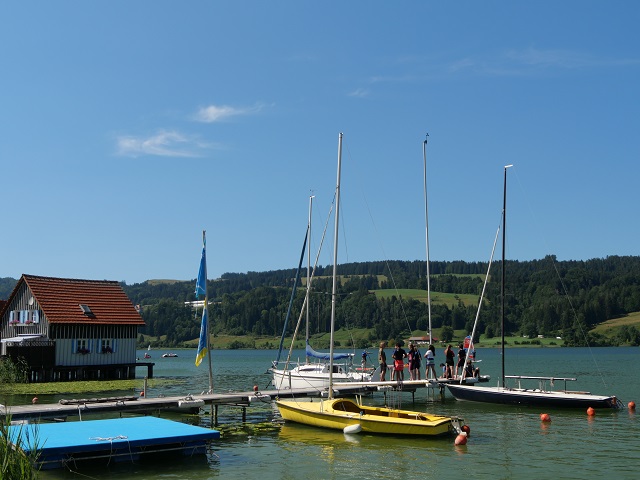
(378, 341), (388, 382)
(408, 344), (422, 380)
(444, 345), (455, 379)
(425, 345), (437, 380)
(392, 343), (407, 382)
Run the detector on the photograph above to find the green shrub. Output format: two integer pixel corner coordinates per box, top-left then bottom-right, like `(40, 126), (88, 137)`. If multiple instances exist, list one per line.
(0, 415), (40, 479)
(0, 358), (29, 384)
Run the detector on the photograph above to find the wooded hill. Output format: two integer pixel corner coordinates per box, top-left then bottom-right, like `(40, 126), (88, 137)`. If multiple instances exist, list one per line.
(2, 255), (639, 347)
(127, 255), (640, 347)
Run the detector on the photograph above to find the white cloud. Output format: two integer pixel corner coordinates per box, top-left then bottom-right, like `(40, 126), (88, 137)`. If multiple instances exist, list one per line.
(348, 87), (370, 98)
(116, 130), (204, 158)
(505, 47), (640, 69)
(374, 48), (640, 81)
(447, 48), (640, 76)
(193, 103), (266, 123)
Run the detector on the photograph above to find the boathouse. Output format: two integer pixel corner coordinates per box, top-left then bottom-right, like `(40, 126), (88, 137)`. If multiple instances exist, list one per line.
(0, 274), (146, 382)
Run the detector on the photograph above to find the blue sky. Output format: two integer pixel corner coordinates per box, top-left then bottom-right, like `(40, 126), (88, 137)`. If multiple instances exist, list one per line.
(1, 2), (638, 285)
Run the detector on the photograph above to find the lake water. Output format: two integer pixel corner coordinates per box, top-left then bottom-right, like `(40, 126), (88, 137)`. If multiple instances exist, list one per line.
(31, 347), (639, 479)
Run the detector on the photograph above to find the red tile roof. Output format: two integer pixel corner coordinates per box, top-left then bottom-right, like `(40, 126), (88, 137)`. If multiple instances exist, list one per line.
(21, 275), (145, 326)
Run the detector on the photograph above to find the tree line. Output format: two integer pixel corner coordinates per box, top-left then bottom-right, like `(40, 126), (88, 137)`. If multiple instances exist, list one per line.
(3, 256), (639, 348)
(123, 255), (640, 347)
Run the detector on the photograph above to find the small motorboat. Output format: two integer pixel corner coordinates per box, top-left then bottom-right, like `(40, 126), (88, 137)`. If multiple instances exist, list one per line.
(162, 353), (178, 358)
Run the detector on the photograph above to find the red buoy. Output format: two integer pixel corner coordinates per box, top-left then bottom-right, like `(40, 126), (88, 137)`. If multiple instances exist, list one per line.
(540, 413), (551, 422)
(254, 385), (259, 392)
(461, 424), (471, 437)
(32, 396), (38, 404)
(454, 432), (468, 445)
(628, 401), (636, 411)
(587, 407), (595, 416)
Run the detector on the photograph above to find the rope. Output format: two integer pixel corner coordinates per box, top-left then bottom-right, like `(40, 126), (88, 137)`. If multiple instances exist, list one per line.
(90, 435), (128, 442)
(512, 167), (610, 389)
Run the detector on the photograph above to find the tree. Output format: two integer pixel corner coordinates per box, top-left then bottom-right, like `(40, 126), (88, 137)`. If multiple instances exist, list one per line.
(440, 325), (454, 343)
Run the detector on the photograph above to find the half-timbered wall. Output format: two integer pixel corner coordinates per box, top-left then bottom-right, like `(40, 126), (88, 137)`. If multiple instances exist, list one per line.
(2, 282), (139, 367)
(0, 282), (47, 339)
(50, 324), (138, 366)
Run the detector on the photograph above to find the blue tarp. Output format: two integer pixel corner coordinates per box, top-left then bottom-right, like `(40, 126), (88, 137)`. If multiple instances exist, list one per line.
(305, 340), (354, 361)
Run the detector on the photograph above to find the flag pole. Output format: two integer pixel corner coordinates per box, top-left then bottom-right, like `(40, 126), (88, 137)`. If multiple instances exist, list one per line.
(204, 230), (213, 393)
(195, 230), (214, 393)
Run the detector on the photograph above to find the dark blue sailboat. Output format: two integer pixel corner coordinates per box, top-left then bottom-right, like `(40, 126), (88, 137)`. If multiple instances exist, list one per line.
(446, 165), (619, 409)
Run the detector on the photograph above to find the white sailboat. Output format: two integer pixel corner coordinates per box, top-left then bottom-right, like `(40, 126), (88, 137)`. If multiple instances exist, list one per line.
(276, 133), (465, 436)
(271, 195), (371, 390)
(446, 165), (619, 409)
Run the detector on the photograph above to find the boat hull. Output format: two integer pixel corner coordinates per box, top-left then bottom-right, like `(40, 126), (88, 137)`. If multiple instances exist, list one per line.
(446, 384), (617, 409)
(276, 398), (458, 436)
(272, 365), (371, 390)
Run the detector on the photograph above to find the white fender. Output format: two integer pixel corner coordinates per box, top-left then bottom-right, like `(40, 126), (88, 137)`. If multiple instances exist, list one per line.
(343, 424), (362, 434)
(249, 394), (272, 403)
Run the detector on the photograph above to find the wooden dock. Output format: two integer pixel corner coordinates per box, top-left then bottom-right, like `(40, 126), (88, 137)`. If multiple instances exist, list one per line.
(1, 378), (457, 424)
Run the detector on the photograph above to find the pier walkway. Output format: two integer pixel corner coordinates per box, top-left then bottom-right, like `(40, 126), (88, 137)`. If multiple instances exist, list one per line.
(1, 378), (462, 424)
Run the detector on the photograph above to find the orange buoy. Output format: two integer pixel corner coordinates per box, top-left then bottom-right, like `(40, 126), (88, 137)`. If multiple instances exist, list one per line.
(587, 407), (595, 416)
(540, 413), (551, 422)
(454, 432), (468, 445)
(461, 424), (471, 437)
(253, 385), (259, 392)
(32, 396), (38, 404)
(140, 391), (145, 397)
(628, 401), (636, 411)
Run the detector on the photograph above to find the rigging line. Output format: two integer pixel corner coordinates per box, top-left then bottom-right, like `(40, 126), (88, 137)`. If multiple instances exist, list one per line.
(345, 142), (414, 335)
(359, 191), (413, 335)
(460, 214), (502, 383)
(363, 184), (411, 334)
(343, 138), (412, 334)
(340, 143), (354, 264)
(549, 259), (610, 388)
(511, 167), (609, 388)
(277, 197), (335, 389)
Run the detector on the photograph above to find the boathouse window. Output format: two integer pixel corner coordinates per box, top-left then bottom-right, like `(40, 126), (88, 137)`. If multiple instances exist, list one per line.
(8, 310), (40, 325)
(75, 339), (91, 354)
(100, 338), (115, 354)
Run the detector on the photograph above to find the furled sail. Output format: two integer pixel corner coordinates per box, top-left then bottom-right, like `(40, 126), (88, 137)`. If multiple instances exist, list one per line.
(305, 340), (354, 361)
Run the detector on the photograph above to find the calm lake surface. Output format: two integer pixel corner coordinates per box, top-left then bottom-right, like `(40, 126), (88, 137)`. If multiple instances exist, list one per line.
(28, 347), (639, 479)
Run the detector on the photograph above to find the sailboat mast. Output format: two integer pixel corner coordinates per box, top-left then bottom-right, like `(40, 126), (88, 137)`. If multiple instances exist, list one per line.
(305, 194), (314, 363)
(423, 134), (432, 344)
(329, 133), (343, 399)
(501, 165), (512, 388)
(203, 230), (214, 393)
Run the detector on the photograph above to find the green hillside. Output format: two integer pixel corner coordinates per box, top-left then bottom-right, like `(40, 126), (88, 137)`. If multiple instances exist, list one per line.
(372, 289), (479, 308)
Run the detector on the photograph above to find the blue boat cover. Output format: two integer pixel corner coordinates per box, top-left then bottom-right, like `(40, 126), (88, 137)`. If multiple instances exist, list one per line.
(305, 340), (354, 360)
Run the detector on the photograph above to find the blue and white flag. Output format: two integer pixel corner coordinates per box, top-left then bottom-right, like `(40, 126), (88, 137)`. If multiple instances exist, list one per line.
(195, 301), (208, 367)
(195, 231), (208, 366)
(195, 236), (207, 299)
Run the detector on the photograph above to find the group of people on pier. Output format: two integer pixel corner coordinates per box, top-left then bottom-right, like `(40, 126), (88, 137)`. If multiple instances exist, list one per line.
(377, 341), (478, 382)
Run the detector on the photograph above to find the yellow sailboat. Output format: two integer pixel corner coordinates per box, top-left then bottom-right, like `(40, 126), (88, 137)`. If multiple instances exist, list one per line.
(276, 133), (464, 437)
(276, 397), (459, 436)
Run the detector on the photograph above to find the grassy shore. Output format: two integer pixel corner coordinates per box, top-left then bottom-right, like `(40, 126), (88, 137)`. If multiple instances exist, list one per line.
(152, 327), (566, 351)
